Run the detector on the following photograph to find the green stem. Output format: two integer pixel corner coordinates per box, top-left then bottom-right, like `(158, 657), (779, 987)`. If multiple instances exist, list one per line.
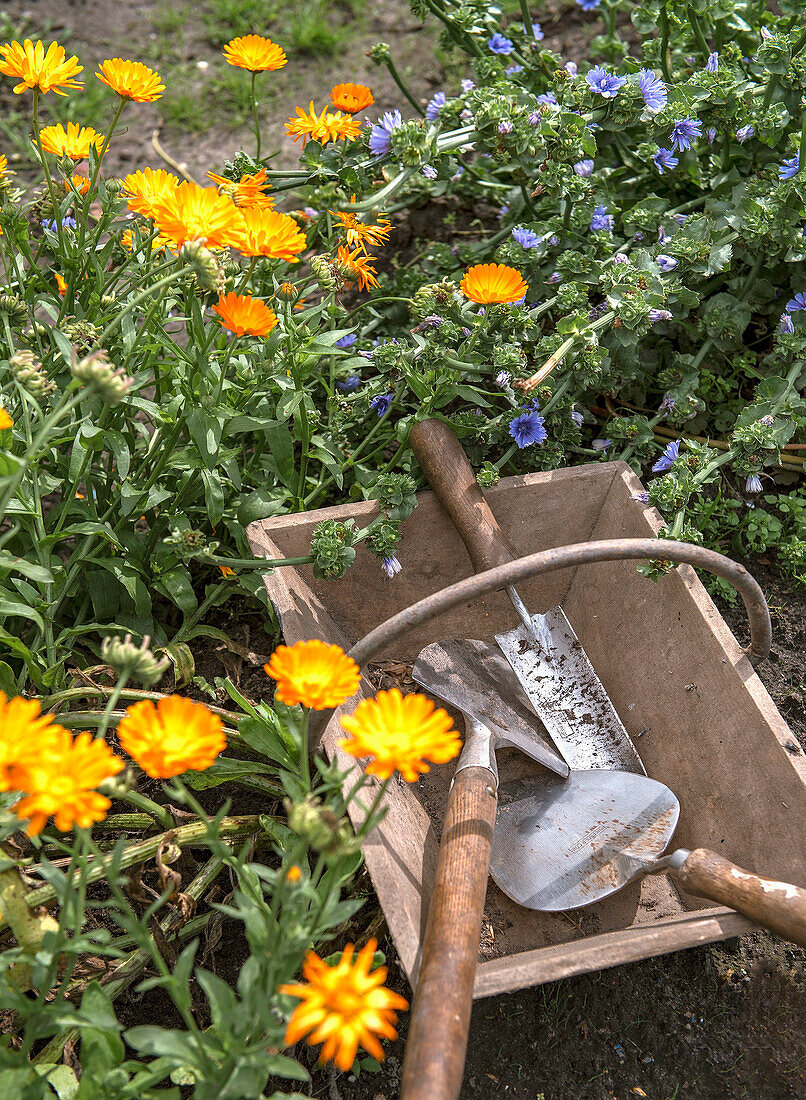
(518, 0), (533, 37)
(687, 6), (710, 56)
(659, 5), (672, 82)
(251, 71), (262, 160)
(30, 89), (67, 258)
(90, 264), (186, 352)
(384, 56), (424, 115)
(117, 788), (175, 829)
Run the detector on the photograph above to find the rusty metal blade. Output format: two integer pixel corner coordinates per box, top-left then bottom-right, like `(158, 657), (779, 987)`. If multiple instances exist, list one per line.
(495, 606), (645, 774)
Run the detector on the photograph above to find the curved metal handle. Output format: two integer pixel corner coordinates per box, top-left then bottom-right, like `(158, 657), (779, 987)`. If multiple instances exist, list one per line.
(347, 538), (771, 667)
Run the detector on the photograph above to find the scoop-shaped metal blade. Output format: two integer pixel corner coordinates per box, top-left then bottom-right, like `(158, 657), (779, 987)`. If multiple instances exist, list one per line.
(412, 639), (569, 778)
(491, 769), (679, 911)
(495, 607), (646, 774)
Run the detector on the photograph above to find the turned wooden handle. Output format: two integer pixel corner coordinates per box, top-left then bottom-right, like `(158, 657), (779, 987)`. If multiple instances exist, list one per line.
(401, 767), (498, 1100)
(670, 848), (806, 948)
(410, 418), (517, 572)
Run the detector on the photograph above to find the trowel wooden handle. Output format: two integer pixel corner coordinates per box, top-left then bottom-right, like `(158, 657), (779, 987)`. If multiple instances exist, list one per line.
(671, 849), (806, 947)
(410, 418), (517, 573)
(401, 766), (497, 1100)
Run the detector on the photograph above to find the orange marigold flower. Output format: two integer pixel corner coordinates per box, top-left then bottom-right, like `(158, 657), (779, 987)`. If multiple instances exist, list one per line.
(280, 939), (408, 1071)
(121, 166), (179, 218)
(285, 102), (362, 147)
(331, 196), (392, 255)
(117, 696), (225, 778)
(96, 58), (164, 102)
(337, 245), (380, 293)
(264, 640), (361, 710)
(0, 409), (12, 430)
(339, 688), (461, 782)
(238, 207), (307, 261)
(207, 168), (274, 209)
(54, 272), (67, 296)
(0, 39), (83, 96)
(212, 292), (278, 338)
(218, 564), (235, 578)
(12, 729), (124, 836)
(151, 181), (246, 250)
(64, 173), (91, 196)
(39, 121), (105, 161)
(285, 864), (302, 882)
(460, 262), (528, 305)
(223, 35), (287, 72)
(330, 82), (374, 114)
(0, 693), (63, 793)
(120, 227), (173, 253)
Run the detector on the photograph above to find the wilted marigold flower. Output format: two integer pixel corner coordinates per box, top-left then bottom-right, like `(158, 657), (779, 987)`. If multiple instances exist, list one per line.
(96, 58), (164, 102)
(118, 696), (225, 778)
(330, 82), (374, 113)
(265, 640), (361, 710)
(39, 121), (105, 160)
(337, 245), (380, 292)
(12, 729), (124, 836)
(207, 168), (273, 209)
(280, 939), (408, 1071)
(151, 181), (246, 250)
(223, 34), (287, 72)
(460, 262), (528, 305)
(0, 693), (63, 793)
(122, 167), (178, 217)
(0, 39), (83, 96)
(239, 207), (307, 261)
(285, 102), (362, 147)
(339, 688), (461, 781)
(212, 292), (278, 338)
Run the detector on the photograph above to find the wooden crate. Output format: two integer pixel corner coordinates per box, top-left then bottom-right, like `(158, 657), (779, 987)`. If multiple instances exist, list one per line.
(247, 461), (806, 997)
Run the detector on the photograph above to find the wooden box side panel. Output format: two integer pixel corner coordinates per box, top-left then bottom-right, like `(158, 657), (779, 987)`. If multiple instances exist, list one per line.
(561, 464), (806, 889)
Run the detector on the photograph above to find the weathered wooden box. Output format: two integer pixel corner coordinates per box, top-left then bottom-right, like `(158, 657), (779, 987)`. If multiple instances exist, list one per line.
(248, 461), (806, 997)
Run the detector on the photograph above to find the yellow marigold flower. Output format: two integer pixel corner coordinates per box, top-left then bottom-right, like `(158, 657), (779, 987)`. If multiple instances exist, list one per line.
(39, 121), (105, 161)
(117, 696), (225, 778)
(120, 227), (173, 253)
(96, 58), (164, 102)
(212, 292), (278, 338)
(54, 272), (67, 296)
(0, 153), (9, 177)
(122, 167), (179, 218)
(330, 83), (374, 114)
(460, 262), (528, 305)
(207, 168), (274, 209)
(223, 34), (287, 72)
(12, 729), (124, 836)
(285, 102), (362, 147)
(331, 196), (392, 255)
(280, 939), (408, 1071)
(238, 207), (307, 261)
(64, 173), (91, 196)
(264, 640), (361, 710)
(0, 39), (83, 96)
(339, 688), (461, 782)
(0, 409), (12, 430)
(337, 245), (380, 293)
(151, 181), (246, 250)
(0, 693), (63, 793)
(219, 564), (235, 578)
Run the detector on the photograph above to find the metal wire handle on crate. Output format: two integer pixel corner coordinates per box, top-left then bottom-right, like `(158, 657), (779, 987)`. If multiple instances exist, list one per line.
(348, 538), (771, 668)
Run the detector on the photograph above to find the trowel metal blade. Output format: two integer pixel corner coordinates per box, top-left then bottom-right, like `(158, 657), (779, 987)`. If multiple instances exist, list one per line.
(412, 638), (569, 778)
(491, 769), (680, 911)
(495, 606), (645, 774)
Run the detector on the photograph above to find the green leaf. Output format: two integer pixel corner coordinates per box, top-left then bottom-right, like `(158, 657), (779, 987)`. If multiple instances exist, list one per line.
(154, 566), (197, 615)
(187, 408), (223, 470)
(0, 596), (44, 632)
(35, 1064), (80, 1098)
(238, 716), (296, 769)
(0, 551), (53, 583)
(159, 641), (195, 687)
(263, 422), (295, 485)
(182, 756), (272, 790)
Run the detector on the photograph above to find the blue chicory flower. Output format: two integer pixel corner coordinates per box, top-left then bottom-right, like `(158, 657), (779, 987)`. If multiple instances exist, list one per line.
(511, 226), (540, 248)
(570, 410), (584, 427)
(381, 555), (402, 578)
(509, 409), (548, 448)
(706, 52), (719, 72)
(745, 475), (762, 494)
(649, 309), (673, 323)
(370, 393), (392, 417)
(632, 491), (650, 504)
(425, 92), (446, 121)
(532, 23), (544, 42)
(336, 376), (361, 392)
(653, 148), (678, 173)
(706, 128), (717, 144)
(780, 154), (800, 180)
(652, 440), (680, 472)
(496, 371), (512, 387)
(574, 158), (594, 177)
(590, 204), (613, 232)
(659, 393), (676, 414)
(461, 79), (475, 94)
(586, 67), (626, 98)
(505, 64), (524, 76)
(536, 92), (557, 106)
(421, 164), (437, 179)
(488, 33), (514, 55)
(498, 120), (514, 134)
(547, 271), (562, 284)
(780, 312), (795, 334)
(577, 0), (601, 9)
(657, 254), (678, 272)
(591, 438), (611, 452)
(334, 333), (357, 349)
(669, 118), (702, 151)
(638, 69), (667, 112)
(736, 125), (754, 144)
(369, 111), (403, 157)
(527, 109), (542, 125)
(41, 217), (77, 231)
(786, 292), (806, 312)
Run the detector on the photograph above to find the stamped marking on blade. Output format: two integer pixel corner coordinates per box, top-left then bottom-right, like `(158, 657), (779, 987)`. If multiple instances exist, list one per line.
(495, 606), (645, 774)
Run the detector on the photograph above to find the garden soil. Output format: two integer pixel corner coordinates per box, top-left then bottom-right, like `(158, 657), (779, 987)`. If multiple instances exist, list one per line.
(2, 1), (805, 1097)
